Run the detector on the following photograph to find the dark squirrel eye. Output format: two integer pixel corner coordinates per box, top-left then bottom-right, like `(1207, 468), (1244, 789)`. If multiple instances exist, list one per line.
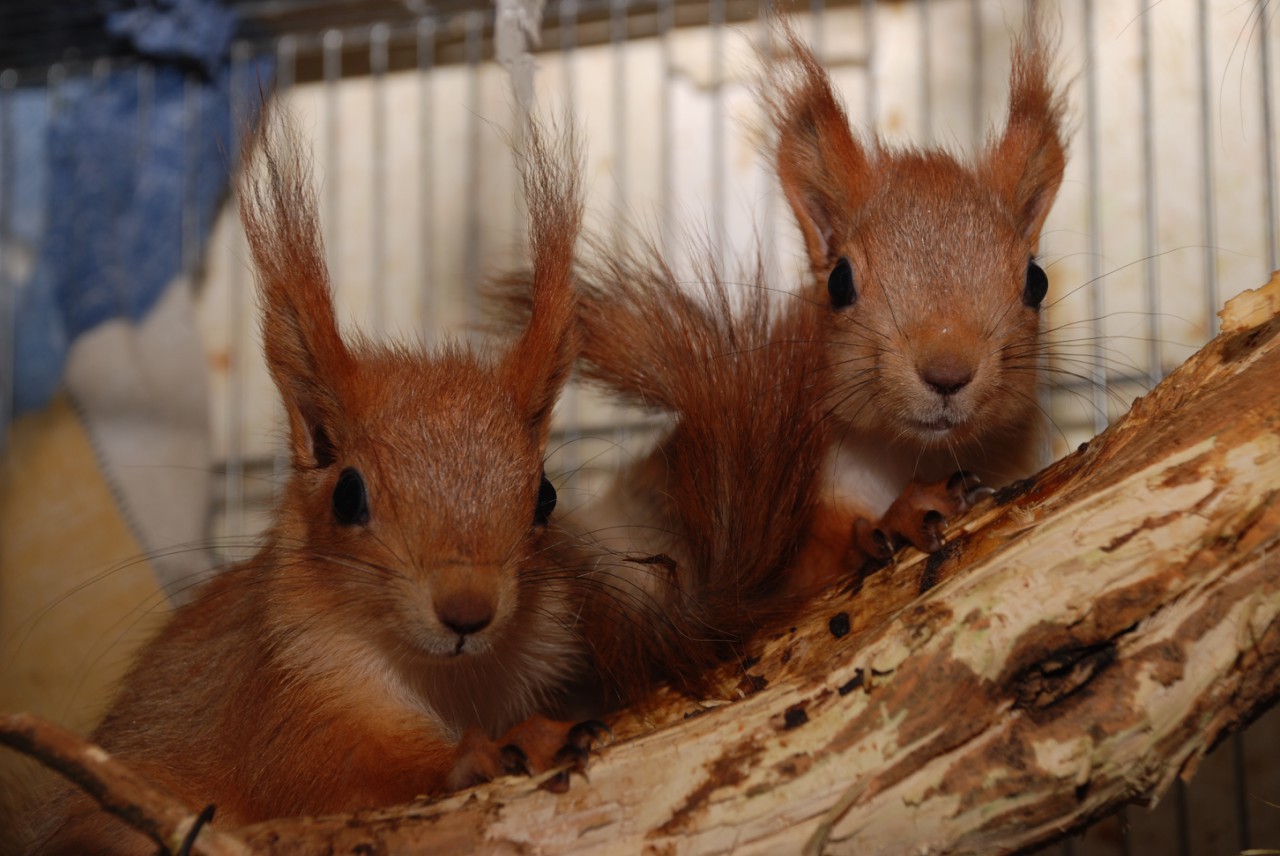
(534, 472), (557, 527)
(1024, 258), (1049, 309)
(827, 256), (857, 309)
(332, 467), (369, 526)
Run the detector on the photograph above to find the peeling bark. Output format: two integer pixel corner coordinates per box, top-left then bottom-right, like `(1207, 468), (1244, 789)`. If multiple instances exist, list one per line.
(4, 275), (1280, 854)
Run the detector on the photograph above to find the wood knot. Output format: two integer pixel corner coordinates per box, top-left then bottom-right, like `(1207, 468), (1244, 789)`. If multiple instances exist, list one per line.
(1013, 641), (1117, 710)
(782, 704), (809, 730)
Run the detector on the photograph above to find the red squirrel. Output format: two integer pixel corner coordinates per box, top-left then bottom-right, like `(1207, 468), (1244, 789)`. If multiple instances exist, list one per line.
(495, 14), (1069, 642)
(25, 118), (606, 854)
(772, 20), (1069, 574)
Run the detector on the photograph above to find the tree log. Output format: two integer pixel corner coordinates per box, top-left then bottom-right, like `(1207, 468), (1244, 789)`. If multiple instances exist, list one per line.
(5, 274), (1280, 854)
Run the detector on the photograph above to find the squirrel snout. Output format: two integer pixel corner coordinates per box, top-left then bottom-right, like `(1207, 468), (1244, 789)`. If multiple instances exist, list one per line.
(432, 583), (496, 637)
(435, 590), (495, 636)
(917, 354), (975, 398)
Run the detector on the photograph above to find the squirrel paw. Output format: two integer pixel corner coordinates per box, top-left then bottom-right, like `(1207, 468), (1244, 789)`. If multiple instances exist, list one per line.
(851, 516), (894, 561)
(877, 471), (992, 554)
(451, 717), (612, 792)
(540, 719), (613, 793)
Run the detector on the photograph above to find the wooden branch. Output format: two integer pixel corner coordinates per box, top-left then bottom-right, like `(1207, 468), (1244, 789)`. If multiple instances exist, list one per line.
(233, 273), (1280, 853)
(0, 713), (251, 856)
(7, 274), (1280, 853)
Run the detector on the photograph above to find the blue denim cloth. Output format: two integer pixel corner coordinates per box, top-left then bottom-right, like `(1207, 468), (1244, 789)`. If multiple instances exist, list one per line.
(8, 0), (270, 414)
(107, 0), (239, 76)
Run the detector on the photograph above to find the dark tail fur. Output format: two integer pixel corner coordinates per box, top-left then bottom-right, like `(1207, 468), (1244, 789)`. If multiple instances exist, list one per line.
(495, 240), (832, 701)
(577, 241), (831, 600)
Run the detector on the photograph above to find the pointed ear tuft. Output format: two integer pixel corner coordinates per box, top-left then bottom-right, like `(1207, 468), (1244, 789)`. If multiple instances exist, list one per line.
(503, 118), (584, 444)
(240, 111), (354, 468)
(769, 24), (872, 275)
(984, 18), (1070, 245)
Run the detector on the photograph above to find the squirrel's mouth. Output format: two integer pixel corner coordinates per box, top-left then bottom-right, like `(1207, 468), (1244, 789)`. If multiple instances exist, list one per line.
(440, 630), (495, 658)
(403, 625), (492, 659)
(906, 393), (982, 438)
(913, 416), (955, 432)
(907, 409), (988, 447)
(909, 412), (965, 436)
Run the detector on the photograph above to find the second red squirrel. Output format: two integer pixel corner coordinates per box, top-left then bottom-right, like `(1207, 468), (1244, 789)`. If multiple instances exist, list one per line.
(24, 118), (606, 854)
(772, 19), (1069, 568)
(493, 14), (1070, 664)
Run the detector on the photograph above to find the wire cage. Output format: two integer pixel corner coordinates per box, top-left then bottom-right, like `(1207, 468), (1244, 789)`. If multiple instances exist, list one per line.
(0, 0), (1278, 852)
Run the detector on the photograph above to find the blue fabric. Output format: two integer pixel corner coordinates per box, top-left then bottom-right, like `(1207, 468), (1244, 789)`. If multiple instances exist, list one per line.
(9, 0), (270, 414)
(106, 0), (239, 76)
(4, 90), (56, 412)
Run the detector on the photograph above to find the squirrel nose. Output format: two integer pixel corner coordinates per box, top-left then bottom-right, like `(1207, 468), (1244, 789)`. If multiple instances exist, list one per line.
(435, 591), (494, 636)
(918, 356), (974, 397)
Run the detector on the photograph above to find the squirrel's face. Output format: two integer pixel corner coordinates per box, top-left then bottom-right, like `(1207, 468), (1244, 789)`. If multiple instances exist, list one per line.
(272, 346), (561, 661)
(243, 114), (580, 666)
(818, 154), (1047, 450)
(773, 20), (1065, 456)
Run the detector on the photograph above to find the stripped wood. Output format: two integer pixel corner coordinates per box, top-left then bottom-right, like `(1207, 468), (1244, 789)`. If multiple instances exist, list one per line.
(4, 273), (1280, 854)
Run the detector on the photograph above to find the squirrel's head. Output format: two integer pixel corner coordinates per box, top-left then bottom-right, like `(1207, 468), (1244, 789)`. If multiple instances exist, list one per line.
(240, 117), (583, 660)
(771, 22), (1067, 451)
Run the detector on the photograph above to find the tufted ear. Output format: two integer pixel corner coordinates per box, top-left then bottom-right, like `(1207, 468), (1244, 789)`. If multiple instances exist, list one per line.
(240, 117), (355, 469)
(983, 19), (1069, 246)
(771, 26), (873, 276)
(502, 120), (584, 446)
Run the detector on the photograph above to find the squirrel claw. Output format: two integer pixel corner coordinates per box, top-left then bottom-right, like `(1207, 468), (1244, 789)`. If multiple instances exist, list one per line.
(498, 743), (532, 777)
(552, 719), (611, 775)
(566, 719), (613, 750)
(875, 470), (990, 554)
(471, 715), (609, 792)
(946, 470), (994, 511)
(945, 469), (981, 494)
(965, 484), (996, 507)
(553, 742), (590, 772)
(540, 769), (573, 794)
(916, 509), (946, 553)
(852, 517), (894, 561)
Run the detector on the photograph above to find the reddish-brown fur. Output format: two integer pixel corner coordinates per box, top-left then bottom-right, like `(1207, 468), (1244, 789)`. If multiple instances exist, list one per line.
(25, 118), (595, 853)
(483, 16), (1064, 706)
(771, 18), (1069, 557)
(489, 15), (1069, 687)
(563, 248), (834, 702)
(488, 242), (834, 705)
